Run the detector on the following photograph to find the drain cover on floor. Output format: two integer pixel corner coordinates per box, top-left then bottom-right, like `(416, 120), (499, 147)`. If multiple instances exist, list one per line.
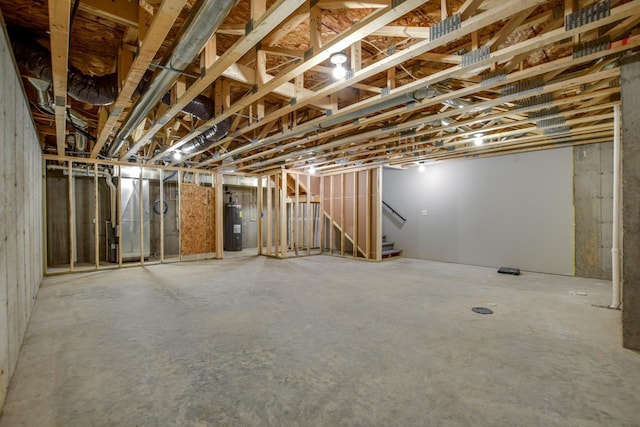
(472, 307), (493, 315)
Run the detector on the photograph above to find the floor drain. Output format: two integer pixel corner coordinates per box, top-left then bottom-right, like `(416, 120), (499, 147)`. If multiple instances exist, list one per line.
(472, 307), (493, 315)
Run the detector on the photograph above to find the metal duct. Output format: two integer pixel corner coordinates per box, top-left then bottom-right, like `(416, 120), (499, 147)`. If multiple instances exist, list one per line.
(28, 77), (92, 150)
(319, 87), (439, 130)
(108, 0), (240, 158)
(161, 92), (215, 121)
(180, 117), (232, 154)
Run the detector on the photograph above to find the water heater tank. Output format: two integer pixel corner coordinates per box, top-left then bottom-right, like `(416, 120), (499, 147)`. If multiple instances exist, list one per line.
(224, 204), (243, 251)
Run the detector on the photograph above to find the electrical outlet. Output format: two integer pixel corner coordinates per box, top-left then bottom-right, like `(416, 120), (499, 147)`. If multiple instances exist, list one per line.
(421, 209), (429, 216)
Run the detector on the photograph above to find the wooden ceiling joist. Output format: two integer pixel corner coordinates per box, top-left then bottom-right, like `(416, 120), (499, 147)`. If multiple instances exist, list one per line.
(90, 0), (187, 159)
(196, 0), (554, 169)
(48, 0), (71, 156)
(163, 0), (431, 164)
(77, 0), (140, 28)
(124, 0), (310, 161)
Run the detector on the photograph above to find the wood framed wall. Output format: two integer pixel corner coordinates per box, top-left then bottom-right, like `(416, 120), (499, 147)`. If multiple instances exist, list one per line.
(42, 155), (225, 275)
(321, 166), (382, 261)
(257, 166), (381, 261)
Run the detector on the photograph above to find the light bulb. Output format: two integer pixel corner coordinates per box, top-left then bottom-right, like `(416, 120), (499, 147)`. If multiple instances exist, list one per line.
(333, 64), (346, 79)
(474, 136), (483, 146)
(309, 166), (316, 174)
(418, 164), (425, 172)
(173, 151), (182, 160)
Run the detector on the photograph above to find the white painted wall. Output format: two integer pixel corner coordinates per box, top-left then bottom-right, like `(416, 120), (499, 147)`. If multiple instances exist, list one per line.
(382, 148), (574, 275)
(0, 18), (44, 408)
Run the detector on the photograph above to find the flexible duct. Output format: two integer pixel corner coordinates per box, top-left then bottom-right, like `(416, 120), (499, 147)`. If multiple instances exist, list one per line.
(180, 117), (231, 154)
(10, 28), (223, 142)
(11, 35), (117, 105)
(107, 0), (240, 158)
(161, 92), (215, 121)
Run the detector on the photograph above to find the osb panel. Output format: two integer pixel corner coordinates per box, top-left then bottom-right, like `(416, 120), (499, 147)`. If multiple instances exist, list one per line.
(180, 183), (215, 254)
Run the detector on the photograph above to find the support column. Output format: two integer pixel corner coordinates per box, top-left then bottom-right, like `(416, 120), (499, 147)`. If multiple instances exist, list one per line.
(621, 53), (640, 350)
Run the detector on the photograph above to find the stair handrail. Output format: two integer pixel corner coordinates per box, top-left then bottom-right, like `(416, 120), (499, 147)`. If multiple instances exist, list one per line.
(382, 200), (407, 224)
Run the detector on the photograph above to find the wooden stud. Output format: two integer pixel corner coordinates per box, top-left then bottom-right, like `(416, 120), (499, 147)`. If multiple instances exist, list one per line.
(319, 175), (325, 254)
(215, 173), (224, 259)
(139, 168), (144, 266)
(340, 173), (345, 256)
(160, 169), (165, 262)
(365, 169), (370, 259)
(329, 175), (334, 254)
(42, 159), (48, 275)
(307, 173), (311, 255)
(353, 171), (358, 258)
(68, 161), (74, 272)
(376, 166), (382, 261)
(267, 174), (273, 255)
(178, 171), (182, 261)
(275, 173), (280, 256)
(295, 173), (300, 254)
(94, 164), (100, 270)
(280, 170), (287, 258)
(258, 174), (263, 255)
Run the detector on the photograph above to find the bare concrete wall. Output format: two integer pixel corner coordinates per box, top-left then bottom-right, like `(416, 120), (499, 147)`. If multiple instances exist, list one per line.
(382, 148), (574, 275)
(573, 142), (613, 280)
(621, 53), (640, 350)
(0, 17), (44, 409)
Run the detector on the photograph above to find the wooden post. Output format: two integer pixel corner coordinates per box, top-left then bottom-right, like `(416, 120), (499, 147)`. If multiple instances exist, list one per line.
(257, 174), (263, 255)
(275, 173), (280, 256)
(295, 173), (299, 254)
(215, 173), (224, 259)
(376, 166), (382, 261)
(365, 169), (370, 259)
(280, 169), (287, 258)
(329, 175), (334, 255)
(160, 169), (165, 262)
(68, 160), (74, 272)
(94, 164), (100, 269)
(117, 166), (123, 268)
(42, 159), (48, 275)
(267, 174), (273, 255)
(353, 171), (358, 258)
(319, 175), (324, 254)
(178, 171), (182, 261)
(139, 168), (144, 265)
(340, 173), (345, 256)
(307, 173), (311, 255)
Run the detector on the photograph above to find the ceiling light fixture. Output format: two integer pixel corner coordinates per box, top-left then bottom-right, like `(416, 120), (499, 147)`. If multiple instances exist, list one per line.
(330, 51), (348, 79)
(172, 151), (182, 161)
(418, 163), (425, 172)
(474, 133), (484, 146)
(309, 165), (316, 175)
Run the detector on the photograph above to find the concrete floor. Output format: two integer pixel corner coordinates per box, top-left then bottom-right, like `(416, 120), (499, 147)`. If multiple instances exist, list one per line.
(1, 256), (639, 426)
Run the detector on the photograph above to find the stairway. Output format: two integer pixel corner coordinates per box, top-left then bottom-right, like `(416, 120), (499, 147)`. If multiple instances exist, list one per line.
(382, 236), (402, 259)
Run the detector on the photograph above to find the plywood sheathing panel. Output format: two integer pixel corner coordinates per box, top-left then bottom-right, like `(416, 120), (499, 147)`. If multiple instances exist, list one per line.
(179, 183), (215, 255)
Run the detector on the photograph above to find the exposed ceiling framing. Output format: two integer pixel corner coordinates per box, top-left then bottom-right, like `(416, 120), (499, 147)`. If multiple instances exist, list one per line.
(1, 0), (638, 173)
